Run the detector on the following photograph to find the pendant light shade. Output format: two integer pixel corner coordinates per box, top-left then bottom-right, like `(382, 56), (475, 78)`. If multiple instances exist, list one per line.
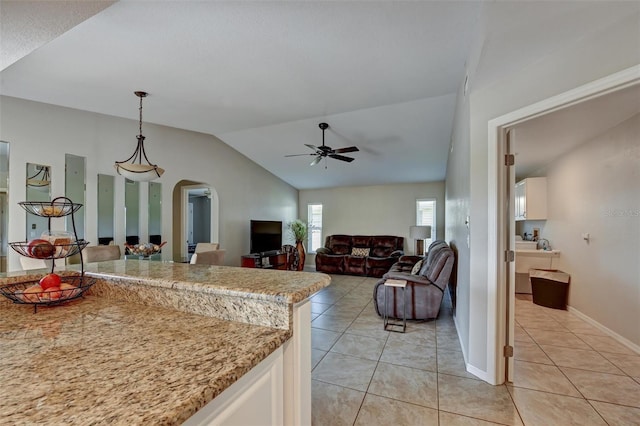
(114, 91), (165, 182)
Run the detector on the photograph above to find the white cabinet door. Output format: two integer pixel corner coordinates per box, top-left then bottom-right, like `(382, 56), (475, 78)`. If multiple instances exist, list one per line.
(184, 347), (284, 426)
(515, 177), (547, 221)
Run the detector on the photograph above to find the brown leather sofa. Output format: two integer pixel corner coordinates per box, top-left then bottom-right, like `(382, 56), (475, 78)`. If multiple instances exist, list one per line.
(373, 240), (455, 320)
(315, 235), (404, 277)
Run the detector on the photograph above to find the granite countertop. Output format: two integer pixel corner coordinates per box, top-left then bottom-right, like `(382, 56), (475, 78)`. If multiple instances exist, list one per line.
(79, 260), (329, 304)
(0, 262), (331, 425)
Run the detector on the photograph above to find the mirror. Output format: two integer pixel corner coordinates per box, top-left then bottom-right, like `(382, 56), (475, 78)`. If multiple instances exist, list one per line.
(26, 162), (51, 240)
(148, 182), (162, 245)
(124, 179), (140, 246)
(0, 141), (8, 272)
(97, 174), (115, 245)
(65, 154), (86, 240)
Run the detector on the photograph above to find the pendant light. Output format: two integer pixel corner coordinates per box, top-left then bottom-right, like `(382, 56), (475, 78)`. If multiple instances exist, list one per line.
(27, 165), (51, 189)
(114, 91), (165, 181)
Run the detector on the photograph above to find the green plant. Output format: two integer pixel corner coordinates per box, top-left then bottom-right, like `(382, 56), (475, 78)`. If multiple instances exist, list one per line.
(289, 219), (308, 242)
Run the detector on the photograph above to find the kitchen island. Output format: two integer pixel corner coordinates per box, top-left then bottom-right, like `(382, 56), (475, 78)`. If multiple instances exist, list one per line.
(0, 260), (331, 425)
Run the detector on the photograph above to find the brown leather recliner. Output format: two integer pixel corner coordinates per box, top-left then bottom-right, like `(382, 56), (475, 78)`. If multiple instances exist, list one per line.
(315, 235), (404, 277)
(374, 240), (455, 320)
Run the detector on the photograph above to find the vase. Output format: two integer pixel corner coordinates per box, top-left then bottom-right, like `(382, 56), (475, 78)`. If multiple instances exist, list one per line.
(295, 240), (305, 271)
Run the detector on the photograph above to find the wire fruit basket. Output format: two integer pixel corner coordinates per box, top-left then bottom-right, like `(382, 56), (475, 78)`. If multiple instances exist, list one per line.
(0, 275), (96, 312)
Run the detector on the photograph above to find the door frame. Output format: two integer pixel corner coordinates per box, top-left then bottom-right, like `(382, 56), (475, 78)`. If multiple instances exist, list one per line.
(486, 65), (640, 385)
(180, 184), (219, 259)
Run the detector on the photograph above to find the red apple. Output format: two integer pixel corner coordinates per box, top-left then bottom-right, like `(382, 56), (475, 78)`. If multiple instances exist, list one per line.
(39, 273), (62, 290)
(28, 239), (55, 258)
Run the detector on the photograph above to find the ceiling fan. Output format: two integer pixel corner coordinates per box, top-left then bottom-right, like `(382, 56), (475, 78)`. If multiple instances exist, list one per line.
(285, 123), (359, 166)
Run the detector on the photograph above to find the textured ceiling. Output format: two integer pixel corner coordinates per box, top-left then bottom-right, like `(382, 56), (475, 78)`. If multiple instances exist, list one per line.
(1, 1), (638, 189)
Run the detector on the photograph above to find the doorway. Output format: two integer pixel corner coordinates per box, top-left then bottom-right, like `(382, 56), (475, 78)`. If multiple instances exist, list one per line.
(488, 65), (640, 385)
(172, 181), (219, 261)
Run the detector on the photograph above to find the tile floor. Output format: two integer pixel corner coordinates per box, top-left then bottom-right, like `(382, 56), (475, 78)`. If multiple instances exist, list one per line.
(310, 274), (640, 425)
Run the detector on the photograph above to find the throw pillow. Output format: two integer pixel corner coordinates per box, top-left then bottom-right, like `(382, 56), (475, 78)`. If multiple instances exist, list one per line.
(351, 247), (370, 257)
(411, 259), (424, 275)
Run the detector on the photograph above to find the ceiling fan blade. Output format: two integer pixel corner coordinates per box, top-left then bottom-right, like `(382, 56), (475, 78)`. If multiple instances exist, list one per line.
(310, 156), (323, 166)
(304, 144), (319, 151)
(333, 146), (359, 154)
(285, 153), (315, 157)
(328, 154), (355, 163)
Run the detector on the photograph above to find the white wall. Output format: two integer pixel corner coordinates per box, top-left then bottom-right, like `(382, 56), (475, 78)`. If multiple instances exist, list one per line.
(447, 13), (640, 379)
(299, 182), (445, 263)
(0, 96), (299, 271)
(541, 114), (639, 345)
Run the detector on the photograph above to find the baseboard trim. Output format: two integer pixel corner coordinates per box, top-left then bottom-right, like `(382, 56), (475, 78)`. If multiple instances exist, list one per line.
(453, 314), (493, 384)
(568, 305), (640, 355)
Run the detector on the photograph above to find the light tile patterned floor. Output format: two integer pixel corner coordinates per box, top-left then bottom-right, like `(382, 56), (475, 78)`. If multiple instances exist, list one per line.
(311, 275), (640, 425)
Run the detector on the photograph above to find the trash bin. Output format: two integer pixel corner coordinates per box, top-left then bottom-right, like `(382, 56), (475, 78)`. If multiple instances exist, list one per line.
(529, 269), (571, 310)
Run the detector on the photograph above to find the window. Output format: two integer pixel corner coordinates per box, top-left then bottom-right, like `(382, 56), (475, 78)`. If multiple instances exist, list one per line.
(307, 204), (323, 253)
(416, 199), (436, 247)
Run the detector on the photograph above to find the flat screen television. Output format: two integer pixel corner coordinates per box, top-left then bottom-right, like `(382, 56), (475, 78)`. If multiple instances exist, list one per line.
(250, 220), (283, 254)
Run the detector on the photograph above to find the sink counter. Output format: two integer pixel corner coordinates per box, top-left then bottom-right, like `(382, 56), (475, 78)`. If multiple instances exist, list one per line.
(0, 261), (331, 425)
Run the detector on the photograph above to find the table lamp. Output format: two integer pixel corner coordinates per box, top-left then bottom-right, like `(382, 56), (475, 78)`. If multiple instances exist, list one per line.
(410, 225), (431, 256)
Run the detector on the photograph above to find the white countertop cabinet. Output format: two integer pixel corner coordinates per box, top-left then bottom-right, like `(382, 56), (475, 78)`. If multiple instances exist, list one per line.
(515, 177), (547, 221)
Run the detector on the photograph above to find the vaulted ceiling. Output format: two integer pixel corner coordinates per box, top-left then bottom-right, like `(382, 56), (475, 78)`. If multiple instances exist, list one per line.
(1, 1), (638, 189)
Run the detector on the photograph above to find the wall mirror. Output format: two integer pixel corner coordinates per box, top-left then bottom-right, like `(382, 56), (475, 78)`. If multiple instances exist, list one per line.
(26, 162), (51, 241)
(97, 174), (115, 245)
(124, 179), (140, 246)
(0, 141), (9, 272)
(148, 182), (162, 245)
(65, 154), (86, 240)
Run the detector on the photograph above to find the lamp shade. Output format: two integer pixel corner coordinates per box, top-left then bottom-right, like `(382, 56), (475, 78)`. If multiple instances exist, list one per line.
(410, 225), (431, 240)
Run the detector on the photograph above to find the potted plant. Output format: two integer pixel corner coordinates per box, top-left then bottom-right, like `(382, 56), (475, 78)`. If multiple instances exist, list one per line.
(288, 220), (307, 271)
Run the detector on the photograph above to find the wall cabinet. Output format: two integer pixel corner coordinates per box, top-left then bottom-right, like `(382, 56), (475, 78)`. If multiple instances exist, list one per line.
(515, 177), (547, 221)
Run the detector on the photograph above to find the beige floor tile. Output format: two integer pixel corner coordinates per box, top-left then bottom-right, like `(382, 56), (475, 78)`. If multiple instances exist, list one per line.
(438, 411), (503, 425)
(386, 326), (436, 347)
(507, 386), (607, 425)
(526, 328), (591, 350)
(541, 344), (625, 375)
(311, 380), (365, 426)
(513, 341), (553, 365)
(311, 349), (326, 370)
(436, 333), (463, 352)
(380, 339), (437, 372)
(559, 319), (609, 336)
(517, 315), (567, 332)
(590, 400), (640, 426)
(601, 352), (640, 379)
(438, 374), (523, 425)
(311, 313), (355, 333)
(311, 328), (341, 351)
(575, 333), (638, 355)
(561, 367), (640, 408)
(437, 349), (479, 380)
(512, 360), (581, 396)
(323, 304), (364, 320)
(312, 352), (377, 391)
(330, 333), (387, 361)
(311, 292), (341, 305)
(514, 325), (534, 343)
(354, 393), (439, 426)
(345, 317), (390, 339)
(367, 362), (438, 409)
(311, 301), (332, 314)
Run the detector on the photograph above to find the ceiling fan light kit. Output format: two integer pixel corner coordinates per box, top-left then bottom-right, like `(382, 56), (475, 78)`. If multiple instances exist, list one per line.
(285, 122), (359, 167)
(114, 91), (165, 182)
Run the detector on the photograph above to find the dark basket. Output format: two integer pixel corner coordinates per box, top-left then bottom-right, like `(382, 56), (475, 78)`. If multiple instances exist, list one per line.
(0, 275), (96, 311)
(9, 240), (89, 259)
(18, 200), (82, 217)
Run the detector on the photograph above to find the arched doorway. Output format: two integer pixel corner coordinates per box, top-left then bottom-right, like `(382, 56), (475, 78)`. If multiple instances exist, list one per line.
(172, 180), (219, 261)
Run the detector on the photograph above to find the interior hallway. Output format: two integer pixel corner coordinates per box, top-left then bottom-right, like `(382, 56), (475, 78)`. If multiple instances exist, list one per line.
(309, 275), (640, 425)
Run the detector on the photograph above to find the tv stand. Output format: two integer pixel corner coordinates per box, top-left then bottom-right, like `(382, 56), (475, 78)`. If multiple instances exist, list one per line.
(241, 252), (287, 270)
